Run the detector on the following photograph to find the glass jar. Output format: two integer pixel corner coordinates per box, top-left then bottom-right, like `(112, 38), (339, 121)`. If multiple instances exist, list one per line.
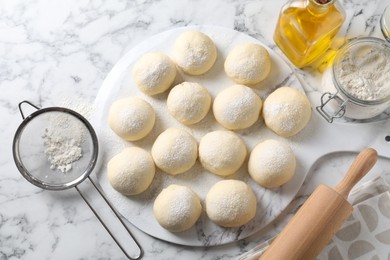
(274, 0), (346, 68)
(317, 37), (390, 123)
(381, 4), (390, 42)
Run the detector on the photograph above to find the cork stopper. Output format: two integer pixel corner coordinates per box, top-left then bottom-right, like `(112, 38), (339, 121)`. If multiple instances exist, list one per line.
(315, 0), (332, 4)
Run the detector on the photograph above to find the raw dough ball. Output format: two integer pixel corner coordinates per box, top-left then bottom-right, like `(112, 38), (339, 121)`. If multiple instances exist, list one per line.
(108, 97), (155, 141)
(263, 86), (311, 137)
(173, 31), (217, 75)
(107, 147), (155, 195)
(151, 128), (198, 175)
(199, 130), (247, 176)
(224, 43), (271, 85)
(132, 52), (176, 95)
(213, 84), (262, 130)
(248, 139), (296, 188)
(167, 82), (211, 125)
(153, 185), (202, 232)
(206, 180), (257, 227)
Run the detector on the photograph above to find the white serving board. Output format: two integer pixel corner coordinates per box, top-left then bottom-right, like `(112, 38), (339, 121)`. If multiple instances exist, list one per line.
(91, 26), (390, 247)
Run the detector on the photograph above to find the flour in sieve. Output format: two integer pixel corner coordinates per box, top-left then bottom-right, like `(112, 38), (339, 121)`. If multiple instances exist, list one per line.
(42, 112), (87, 173)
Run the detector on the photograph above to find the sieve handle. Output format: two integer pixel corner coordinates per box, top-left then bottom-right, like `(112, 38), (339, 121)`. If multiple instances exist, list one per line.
(18, 100), (40, 119)
(75, 176), (143, 259)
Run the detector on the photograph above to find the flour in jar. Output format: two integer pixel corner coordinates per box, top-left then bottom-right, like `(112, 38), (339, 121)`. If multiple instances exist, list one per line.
(335, 44), (390, 101)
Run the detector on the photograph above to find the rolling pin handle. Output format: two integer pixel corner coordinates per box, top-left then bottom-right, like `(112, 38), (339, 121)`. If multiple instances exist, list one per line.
(335, 148), (378, 199)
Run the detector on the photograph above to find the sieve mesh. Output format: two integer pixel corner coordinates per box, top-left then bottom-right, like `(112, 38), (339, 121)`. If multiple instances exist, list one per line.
(13, 107), (98, 190)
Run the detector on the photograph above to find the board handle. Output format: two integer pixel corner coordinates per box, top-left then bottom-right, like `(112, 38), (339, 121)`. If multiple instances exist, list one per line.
(335, 148), (378, 199)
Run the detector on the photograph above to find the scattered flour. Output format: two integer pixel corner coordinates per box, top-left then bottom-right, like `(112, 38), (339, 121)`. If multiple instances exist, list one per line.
(173, 31), (217, 75)
(153, 184), (202, 232)
(213, 85), (262, 130)
(151, 128), (198, 175)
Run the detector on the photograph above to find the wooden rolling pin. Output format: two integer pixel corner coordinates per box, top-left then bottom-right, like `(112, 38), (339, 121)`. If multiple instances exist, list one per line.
(259, 148), (378, 260)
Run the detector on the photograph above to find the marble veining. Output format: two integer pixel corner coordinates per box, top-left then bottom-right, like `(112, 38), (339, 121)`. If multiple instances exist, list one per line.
(1, 0), (390, 259)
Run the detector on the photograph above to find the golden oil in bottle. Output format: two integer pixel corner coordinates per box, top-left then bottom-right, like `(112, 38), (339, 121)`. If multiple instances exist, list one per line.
(274, 0), (346, 68)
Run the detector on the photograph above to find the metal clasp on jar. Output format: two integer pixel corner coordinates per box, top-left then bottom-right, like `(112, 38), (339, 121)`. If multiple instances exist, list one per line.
(316, 91), (347, 123)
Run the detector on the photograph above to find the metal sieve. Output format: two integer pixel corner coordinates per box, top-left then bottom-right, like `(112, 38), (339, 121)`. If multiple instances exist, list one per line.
(12, 100), (143, 259)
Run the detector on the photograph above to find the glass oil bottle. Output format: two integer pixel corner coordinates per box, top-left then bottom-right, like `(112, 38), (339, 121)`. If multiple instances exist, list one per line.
(274, 0), (346, 68)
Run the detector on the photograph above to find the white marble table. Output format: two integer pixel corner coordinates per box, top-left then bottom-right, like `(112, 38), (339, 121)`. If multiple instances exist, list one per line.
(1, 0), (390, 259)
